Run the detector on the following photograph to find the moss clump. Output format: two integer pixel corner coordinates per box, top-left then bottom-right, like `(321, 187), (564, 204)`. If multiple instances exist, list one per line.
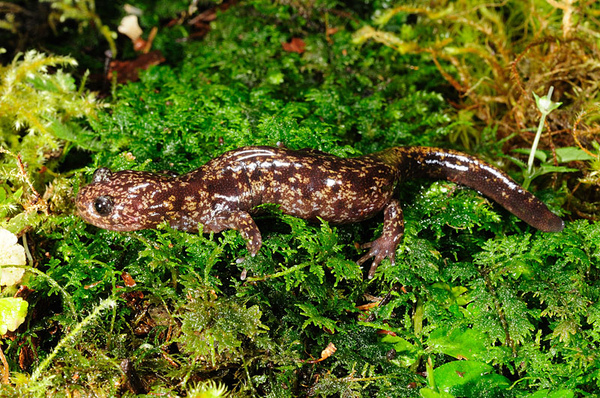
(0, 1), (599, 397)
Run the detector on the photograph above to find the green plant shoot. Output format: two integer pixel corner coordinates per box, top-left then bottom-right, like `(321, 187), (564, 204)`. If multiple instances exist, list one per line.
(527, 87), (562, 178)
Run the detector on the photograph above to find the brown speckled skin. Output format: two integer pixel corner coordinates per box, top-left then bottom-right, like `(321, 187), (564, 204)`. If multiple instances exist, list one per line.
(77, 146), (564, 278)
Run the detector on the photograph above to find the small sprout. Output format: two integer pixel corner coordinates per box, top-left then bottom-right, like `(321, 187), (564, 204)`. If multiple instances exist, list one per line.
(533, 86), (562, 116)
(527, 86), (562, 177)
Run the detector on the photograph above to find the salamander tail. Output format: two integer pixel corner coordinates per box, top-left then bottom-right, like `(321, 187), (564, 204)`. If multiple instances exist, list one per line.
(370, 147), (564, 232)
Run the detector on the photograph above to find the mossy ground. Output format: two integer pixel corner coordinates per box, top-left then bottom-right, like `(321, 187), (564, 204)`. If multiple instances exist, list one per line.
(1, 1), (600, 397)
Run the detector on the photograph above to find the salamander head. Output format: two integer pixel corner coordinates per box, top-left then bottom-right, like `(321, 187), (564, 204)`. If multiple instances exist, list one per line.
(76, 168), (172, 231)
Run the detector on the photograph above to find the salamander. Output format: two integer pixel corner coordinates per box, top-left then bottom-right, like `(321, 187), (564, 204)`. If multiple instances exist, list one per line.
(76, 146), (564, 278)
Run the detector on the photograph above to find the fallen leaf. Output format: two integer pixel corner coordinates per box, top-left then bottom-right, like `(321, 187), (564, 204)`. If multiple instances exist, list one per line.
(121, 271), (137, 287)
(282, 38), (306, 54)
(109, 50), (166, 83)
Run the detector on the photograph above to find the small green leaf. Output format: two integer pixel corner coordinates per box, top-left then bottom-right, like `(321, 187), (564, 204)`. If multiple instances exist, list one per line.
(428, 326), (489, 360)
(513, 147), (594, 165)
(0, 297), (28, 335)
(526, 389), (575, 398)
(420, 387), (455, 398)
(532, 164), (578, 177)
(555, 147), (596, 162)
(512, 148), (547, 162)
(433, 361), (510, 396)
(380, 335), (419, 367)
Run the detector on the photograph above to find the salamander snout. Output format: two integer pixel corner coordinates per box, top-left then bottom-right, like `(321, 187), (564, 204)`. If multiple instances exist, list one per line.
(76, 169), (170, 232)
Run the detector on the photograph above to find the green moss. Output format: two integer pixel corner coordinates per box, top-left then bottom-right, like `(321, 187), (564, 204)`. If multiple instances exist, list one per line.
(1, 1), (599, 397)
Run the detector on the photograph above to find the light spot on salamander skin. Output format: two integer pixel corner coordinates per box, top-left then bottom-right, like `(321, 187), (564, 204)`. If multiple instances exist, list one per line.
(77, 145), (563, 276)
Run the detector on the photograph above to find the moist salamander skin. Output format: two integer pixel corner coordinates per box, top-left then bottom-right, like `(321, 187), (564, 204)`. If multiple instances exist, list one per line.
(76, 146), (564, 278)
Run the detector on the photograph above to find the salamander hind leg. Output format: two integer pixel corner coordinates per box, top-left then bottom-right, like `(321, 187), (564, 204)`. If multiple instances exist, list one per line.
(210, 211), (263, 256)
(357, 199), (404, 279)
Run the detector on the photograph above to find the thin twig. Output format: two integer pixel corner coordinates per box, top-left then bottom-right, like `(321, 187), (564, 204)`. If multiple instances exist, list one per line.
(0, 345), (9, 384)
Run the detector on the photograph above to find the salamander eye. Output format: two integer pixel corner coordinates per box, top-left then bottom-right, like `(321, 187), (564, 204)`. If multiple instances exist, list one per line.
(94, 195), (114, 216)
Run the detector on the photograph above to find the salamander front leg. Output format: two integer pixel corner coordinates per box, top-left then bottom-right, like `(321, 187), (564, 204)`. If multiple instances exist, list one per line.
(209, 211), (263, 256)
(357, 199), (404, 279)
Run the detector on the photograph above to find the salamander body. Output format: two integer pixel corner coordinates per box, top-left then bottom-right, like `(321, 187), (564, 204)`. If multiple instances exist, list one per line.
(76, 146), (564, 278)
